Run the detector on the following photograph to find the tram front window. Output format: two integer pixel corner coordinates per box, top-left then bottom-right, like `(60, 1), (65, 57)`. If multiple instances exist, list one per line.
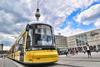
(34, 25), (53, 47)
(28, 25), (54, 49)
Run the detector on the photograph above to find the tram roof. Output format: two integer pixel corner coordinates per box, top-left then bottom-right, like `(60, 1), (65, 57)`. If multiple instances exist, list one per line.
(28, 21), (53, 27)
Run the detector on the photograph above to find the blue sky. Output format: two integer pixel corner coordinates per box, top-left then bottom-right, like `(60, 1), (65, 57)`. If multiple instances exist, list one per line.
(60, 1), (100, 30)
(0, 0), (100, 50)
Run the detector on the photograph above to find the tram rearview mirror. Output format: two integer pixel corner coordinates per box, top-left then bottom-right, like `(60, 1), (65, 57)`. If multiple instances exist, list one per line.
(26, 24), (30, 31)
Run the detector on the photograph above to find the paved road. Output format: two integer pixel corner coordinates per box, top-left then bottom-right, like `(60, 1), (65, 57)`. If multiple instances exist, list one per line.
(55, 52), (100, 67)
(0, 52), (100, 67)
(0, 58), (24, 67)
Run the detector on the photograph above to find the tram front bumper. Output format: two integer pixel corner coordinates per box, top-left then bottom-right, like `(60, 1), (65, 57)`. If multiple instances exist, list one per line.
(24, 50), (58, 64)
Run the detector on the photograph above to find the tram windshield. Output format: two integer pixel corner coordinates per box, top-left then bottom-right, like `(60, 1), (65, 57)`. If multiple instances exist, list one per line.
(28, 24), (54, 48)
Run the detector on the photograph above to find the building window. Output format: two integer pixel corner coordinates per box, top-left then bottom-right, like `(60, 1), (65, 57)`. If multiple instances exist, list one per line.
(75, 34), (88, 46)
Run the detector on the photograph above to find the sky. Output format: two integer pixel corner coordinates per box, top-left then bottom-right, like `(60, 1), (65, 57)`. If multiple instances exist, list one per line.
(0, 0), (100, 50)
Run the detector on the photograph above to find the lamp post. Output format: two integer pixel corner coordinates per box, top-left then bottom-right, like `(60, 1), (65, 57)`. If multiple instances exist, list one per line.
(0, 44), (3, 57)
(0, 44), (3, 51)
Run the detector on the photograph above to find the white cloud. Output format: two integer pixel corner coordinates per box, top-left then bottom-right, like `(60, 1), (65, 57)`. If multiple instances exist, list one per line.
(0, 10), (16, 24)
(54, 22), (85, 36)
(94, 18), (100, 27)
(75, 4), (100, 25)
(67, 0), (94, 9)
(0, 32), (16, 48)
(41, 0), (75, 26)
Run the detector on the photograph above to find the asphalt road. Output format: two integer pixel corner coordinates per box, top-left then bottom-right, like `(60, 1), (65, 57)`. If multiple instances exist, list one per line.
(0, 52), (100, 67)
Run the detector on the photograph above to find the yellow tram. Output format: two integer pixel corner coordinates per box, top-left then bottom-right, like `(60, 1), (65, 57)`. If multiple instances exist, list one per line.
(8, 23), (58, 64)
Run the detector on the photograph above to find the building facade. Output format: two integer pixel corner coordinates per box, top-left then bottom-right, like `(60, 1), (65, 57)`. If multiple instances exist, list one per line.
(55, 35), (68, 51)
(67, 28), (100, 52)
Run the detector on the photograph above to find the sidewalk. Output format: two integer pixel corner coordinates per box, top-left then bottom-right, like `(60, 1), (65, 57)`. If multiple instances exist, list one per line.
(58, 52), (100, 67)
(59, 52), (100, 58)
(68, 52), (100, 57)
(0, 58), (24, 67)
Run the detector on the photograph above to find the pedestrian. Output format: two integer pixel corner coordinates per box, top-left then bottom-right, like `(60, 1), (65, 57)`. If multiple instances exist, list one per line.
(65, 51), (68, 56)
(83, 49), (86, 54)
(76, 50), (78, 54)
(86, 45), (91, 58)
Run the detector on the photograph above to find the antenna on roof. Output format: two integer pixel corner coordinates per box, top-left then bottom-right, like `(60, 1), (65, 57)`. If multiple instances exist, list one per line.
(35, 0), (40, 21)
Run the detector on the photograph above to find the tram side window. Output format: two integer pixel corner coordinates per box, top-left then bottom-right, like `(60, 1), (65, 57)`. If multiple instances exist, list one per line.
(16, 37), (23, 51)
(26, 30), (32, 50)
(26, 35), (30, 50)
(20, 37), (23, 44)
(16, 44), (20, 51)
